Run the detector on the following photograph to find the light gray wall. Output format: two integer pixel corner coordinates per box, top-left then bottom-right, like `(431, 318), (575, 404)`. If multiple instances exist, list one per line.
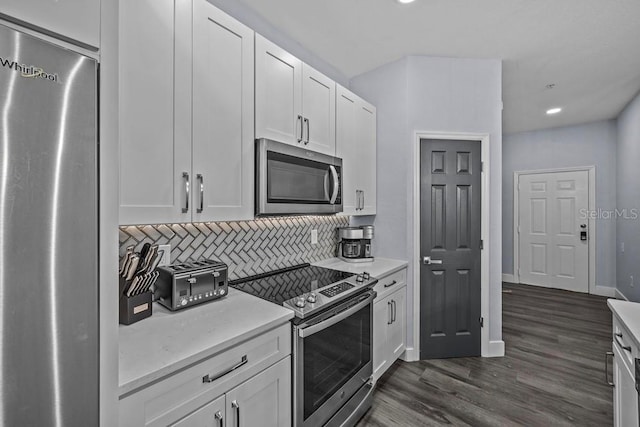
(617, 91), (640, 301)
(502, 120), (618, 291)
(350, 56), (503, 353)
(205, 0), (349, 87)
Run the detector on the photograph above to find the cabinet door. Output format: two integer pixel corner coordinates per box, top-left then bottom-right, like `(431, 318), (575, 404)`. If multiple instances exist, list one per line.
(173, 394), (226, 427)
(373, 297), (390, 381)
(301, 64), (336, 155)
(389, 287), (406, 359)
(192, 0), (254, 222)
(2, 0), (99, 48)
(358, 101), (377, 215)
(119, 0), (192, 225)
(336, 85), (359, 215)
(255, 34), (302, 145)
(226, 357), (291, 427)
(613, 344), (638, 427)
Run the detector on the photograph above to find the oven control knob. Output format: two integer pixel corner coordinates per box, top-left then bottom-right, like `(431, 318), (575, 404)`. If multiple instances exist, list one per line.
(306, 293), (317, 303)
(363, 272), (370, 280)
(219, 289), (226, 296)
(356, 274), (364, 283)
(294, 297), (306, 308)
(180, 298), (188, 306)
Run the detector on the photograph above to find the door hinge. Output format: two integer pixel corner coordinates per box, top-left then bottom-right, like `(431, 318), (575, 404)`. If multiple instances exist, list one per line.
(479, 317), (484, 327)
(481, 161), (484, 172)
(480, 239), (484, 250)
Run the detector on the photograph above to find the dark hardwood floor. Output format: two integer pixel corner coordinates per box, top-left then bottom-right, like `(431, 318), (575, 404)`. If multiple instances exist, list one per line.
(356, 282), (613, 426)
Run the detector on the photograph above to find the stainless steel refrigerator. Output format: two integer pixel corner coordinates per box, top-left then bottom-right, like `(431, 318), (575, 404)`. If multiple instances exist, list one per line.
(0, 23), (98, 426)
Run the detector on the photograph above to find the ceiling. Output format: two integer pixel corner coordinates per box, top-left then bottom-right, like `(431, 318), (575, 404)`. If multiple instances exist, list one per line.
(235, 0), (640, 134)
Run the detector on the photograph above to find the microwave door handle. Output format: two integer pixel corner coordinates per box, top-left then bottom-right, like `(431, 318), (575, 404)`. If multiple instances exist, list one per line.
(329, 165), (339, 204)
(324, 169), (331, 202)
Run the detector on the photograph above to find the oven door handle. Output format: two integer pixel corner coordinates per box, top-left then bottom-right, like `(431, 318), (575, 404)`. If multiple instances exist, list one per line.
(298, 292), (375, 338)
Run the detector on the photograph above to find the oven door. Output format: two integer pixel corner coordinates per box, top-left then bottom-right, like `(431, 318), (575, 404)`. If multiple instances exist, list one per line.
(256, 138), (342, 215)
(293, 290), (374, 427)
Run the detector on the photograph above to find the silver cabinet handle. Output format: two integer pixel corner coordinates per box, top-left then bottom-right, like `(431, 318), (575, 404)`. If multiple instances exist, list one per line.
(197, 174), (204, 213)
(297, 115), (303, 143)
(423, 256), (443, 265)
(614, 333), (632, 352)
(392, 300), (396, 323)
(231, 400), (240, 427)
(304, 117), (310, 144)
(384, 280), (398, 288)
(362, 191), (365, 209)
(605, 351), (614, 386)
(182, 172), (190, 213)
(215, 411), (224, 427)
(387, 301), (392, 325)
(329, 165), (339, 204)
(202, 355), (248, 383)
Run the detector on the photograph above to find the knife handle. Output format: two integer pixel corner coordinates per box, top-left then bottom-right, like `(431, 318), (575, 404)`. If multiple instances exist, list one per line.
(182, 172), (190, 213)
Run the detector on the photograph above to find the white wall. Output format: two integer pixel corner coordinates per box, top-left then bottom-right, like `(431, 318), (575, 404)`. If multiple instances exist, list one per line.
(617, 91), (640, 301)
(350, 55), (503, 355)
(502, 120), (618, 292)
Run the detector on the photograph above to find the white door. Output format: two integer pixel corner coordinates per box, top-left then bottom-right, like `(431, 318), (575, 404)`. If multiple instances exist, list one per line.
(301, 64), (336, 155)
(255, 34), (303, 145)
(518, 170), (589, 293)
(173, 394), (225, 427)
(192, 0), (254, 222)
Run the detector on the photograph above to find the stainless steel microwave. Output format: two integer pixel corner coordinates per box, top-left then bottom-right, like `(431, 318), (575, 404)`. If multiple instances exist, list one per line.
(255, 138), (343, 216)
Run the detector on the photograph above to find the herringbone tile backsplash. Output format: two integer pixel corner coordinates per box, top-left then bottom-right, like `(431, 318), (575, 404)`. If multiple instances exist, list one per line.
(119, 216), (349, 280)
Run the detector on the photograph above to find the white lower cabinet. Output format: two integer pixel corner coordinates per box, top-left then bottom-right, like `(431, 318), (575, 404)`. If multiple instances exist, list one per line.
(372, 268), (407, 382)
(611, 315), (638, 427)
(119, 324), (291, 427)
(174, 357), (291, 427)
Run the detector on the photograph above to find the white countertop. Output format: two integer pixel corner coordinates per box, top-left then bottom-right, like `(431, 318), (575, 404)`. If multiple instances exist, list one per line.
(608, 299), (640, 348)
(313, 257), (408, 279)
(119, 288), (293, 396)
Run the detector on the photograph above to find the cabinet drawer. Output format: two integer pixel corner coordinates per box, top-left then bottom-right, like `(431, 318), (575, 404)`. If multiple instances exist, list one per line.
(373, 269), (406, 299)
(613, 315), (637, 370)
(119, 323), (291, 426)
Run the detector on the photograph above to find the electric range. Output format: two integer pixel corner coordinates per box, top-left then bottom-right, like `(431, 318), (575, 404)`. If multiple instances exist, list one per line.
(230, 263), (377, 427)
(230, 263), (377, 321)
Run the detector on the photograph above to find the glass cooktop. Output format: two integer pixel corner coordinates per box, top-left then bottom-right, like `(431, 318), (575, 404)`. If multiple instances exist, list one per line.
(229, 264), (353, 306)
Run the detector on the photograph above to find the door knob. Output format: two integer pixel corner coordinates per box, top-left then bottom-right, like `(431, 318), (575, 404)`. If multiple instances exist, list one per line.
(423, 256), (443, 265)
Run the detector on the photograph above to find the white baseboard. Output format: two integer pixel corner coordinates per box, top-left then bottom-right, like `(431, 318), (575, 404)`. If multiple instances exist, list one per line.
(592, 285), (617, 298)
(616, 288), (629, 301)
(502, 274), (516, 283)
(483, 340), (505, 358)
(400, 347), (419, 362)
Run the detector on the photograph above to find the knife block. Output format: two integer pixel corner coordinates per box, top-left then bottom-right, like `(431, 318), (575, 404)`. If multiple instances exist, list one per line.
(119, 291), (152, 325)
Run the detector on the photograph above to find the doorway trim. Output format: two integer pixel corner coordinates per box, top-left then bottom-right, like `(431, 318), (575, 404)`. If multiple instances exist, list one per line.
(512, 166), (596, 294)
(411, 131), (492, 360)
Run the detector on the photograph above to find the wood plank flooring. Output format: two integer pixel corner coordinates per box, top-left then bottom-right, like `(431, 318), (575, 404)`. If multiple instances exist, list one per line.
(356, 283), (614, 426)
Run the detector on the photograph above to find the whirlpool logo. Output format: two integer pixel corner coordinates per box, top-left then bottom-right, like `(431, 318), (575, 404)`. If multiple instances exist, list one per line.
(0, 56), (60, 82)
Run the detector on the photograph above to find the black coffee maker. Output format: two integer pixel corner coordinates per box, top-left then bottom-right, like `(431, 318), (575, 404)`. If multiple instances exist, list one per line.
(338, 226), (374, 263)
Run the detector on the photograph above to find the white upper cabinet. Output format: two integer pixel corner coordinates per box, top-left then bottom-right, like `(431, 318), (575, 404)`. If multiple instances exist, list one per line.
(119, 0), (255, 225)
(119, 0), (190, 225)
(336, 85), (377, 216)
(255, 34), (336, 156)
(2, 0), (100, 48)
(301, 65), (336, 155)
(191, 0), (254, 222)
(255, 34), (302, 146)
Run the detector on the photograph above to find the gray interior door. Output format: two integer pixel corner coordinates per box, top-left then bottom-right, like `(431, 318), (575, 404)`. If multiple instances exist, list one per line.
(420, 139), (481, 359)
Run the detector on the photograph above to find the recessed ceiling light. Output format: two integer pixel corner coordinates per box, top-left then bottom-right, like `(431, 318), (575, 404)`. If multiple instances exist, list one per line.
(546, 107), (562, 115)
(397, 0), (416, 4)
